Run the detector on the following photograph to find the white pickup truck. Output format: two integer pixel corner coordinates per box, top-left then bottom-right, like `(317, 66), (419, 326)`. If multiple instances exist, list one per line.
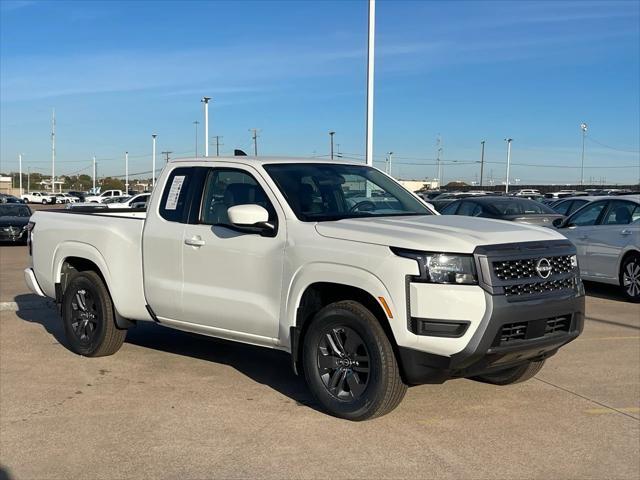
(22, 191), (54, 204)
(83, 189), (125, 203)
(25, 157), (585, 420)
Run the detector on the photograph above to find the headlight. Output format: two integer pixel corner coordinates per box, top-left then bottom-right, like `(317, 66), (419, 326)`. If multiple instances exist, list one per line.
(391, 248), (477, 285)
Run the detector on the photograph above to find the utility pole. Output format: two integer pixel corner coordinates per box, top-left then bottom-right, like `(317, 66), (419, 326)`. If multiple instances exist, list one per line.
(51, 109), (56, 194)
(193, 121), (200, 157)
(27, 167), (30, 193)
(125, 151), (129, 193)
(152, 134), (157, 188)
(386, 151), (393, 176)
(250, 128), (260, 156)
(18, 153), (23, 196)
(365, 0), (376, 166)
(201, 97), (211, 157)
(504, 138), (513, 193)
(436, 135), (443, 188)
(580, 122), (587, 187)
(92, 156), (96, 191)
(329, 131), (335, 160)
(212, 135), (223, 156)
(479, 140), (485, 188)
(162, 151), (172, 164)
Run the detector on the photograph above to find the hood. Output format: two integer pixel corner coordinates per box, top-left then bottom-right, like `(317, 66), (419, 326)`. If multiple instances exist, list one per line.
(0, 216), (30, 227)
(315, 215), (566, 254)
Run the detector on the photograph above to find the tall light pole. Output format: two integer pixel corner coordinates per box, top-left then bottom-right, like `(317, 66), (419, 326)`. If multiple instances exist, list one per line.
(125, 151), (129, 194)
(193, 121), (200, 157)
(51, 109), (56, 193)
(27, 167), (30, 193)
(92, 155), (96, 191)
(201, 97), (211, 157)
(365, 0), (376, 166)
(504, 138), (513, 193)
(386, 151), (393, 176)
(436, 135), (443, 188)
(250, 128), (260, 156)
(329, 131), (335, 160)
(152, 134), (157, 188)
(580, 122), (587, 186)
(479, 140), (485, 188)
(18, 153), (23, 196)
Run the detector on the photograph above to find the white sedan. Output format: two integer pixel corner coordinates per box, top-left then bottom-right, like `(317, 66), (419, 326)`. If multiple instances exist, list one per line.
(556, 195), (640, 301)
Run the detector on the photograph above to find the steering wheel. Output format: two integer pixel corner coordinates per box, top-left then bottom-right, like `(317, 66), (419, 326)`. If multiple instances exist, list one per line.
(349, 200), (376, 213)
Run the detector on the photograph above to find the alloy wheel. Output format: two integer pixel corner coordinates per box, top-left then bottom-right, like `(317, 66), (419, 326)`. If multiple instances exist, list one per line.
(623, 260), (640, 298)
(317, 326), (370, 400)
(70, 288), (99, 343)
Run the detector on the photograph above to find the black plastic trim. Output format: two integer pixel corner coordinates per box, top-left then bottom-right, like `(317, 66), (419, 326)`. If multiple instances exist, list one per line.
(145, 304), (160, 323)
(410, 318), (470, 338)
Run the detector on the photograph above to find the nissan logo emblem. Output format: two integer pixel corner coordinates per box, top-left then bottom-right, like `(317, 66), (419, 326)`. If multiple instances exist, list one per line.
(535, 258), (552, 279)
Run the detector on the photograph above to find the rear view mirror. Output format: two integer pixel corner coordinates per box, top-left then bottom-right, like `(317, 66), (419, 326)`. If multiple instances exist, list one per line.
(227, 204), (275, 236)
(552, 218), (564, 228)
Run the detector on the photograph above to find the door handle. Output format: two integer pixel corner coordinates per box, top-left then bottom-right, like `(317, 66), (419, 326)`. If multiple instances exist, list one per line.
(184, 236), (205, 247)
(578, 235), (588, 240)
(620, 229), (632, 236)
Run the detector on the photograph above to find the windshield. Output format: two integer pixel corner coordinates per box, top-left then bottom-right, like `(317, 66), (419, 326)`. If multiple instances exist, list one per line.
(488, 199), (556, 215)
(0, 205), (31, 217)
(264, 163), (433, 221)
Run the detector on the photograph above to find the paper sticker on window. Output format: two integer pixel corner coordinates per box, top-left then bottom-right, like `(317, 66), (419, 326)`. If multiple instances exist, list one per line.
(165, 175), (185, 210)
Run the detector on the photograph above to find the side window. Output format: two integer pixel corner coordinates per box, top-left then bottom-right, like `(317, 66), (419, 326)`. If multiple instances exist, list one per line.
(441, 202), (459, 215)
(569, 201), (607, 227)
(200, 168), (276, 226)
(457, 201), (480, 216)
(160, 167), (194, 223)
(567, 200), (588, 215)
(553, 201), (571, 216)
(602, 201), (637, 226)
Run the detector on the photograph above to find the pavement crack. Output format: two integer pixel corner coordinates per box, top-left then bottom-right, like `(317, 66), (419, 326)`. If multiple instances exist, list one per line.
(535, 377), (639, 421)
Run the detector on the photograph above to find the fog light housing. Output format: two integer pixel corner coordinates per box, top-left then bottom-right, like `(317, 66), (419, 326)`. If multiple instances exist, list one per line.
(411, 318), (470, 337)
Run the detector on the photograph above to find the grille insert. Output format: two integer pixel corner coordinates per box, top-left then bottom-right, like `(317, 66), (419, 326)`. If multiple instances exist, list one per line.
(493, 255), (573, 281)
(500, 322), (527, 343)
(497, 315), (573, 346)
(545, 316), (571, 335)
(504, 278), (574, 297)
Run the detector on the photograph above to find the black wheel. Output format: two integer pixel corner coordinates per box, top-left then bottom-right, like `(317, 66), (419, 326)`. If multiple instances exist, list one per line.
(472, 360), (546, 385)
(61, 271), (126, 357)
(41, 199), (47, 204)
(620, 254), (640, 302)
(302, 300), (406, 421)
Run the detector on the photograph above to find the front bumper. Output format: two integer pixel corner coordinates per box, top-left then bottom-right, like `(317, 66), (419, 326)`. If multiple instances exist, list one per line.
(24, 267), (46, 297)
(398, 291), (585, 385)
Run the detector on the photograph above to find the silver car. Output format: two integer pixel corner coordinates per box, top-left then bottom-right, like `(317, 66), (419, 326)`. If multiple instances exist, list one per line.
(555, 195), (640, 301)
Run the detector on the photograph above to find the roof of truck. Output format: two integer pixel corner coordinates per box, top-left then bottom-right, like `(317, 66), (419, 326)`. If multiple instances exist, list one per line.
(170, 156), (365, 166)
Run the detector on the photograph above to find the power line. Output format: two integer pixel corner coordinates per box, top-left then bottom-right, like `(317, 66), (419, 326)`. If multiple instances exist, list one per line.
(586, 136), (640, 154)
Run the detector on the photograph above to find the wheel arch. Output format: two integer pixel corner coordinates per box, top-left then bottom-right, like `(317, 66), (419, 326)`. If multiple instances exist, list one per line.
(618, 248), (640, 283)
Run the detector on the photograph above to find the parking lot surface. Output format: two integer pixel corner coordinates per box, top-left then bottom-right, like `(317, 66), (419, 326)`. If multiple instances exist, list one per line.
(1, 242), (638, 479)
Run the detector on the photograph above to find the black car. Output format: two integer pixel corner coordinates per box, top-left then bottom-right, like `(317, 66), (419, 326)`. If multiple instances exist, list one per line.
(0, 203), (32, 243)
(0, 194), (26, 204)
(67, 191), (87, 202)
(440, 196), (564, 227)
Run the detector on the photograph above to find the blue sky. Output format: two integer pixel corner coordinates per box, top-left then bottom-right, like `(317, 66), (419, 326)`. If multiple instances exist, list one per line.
(1, 0), (639, 185)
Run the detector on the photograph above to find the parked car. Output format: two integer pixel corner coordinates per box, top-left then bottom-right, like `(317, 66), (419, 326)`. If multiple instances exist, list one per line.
(25, 157), (584, 420)
(83, 189), (125, 203)
(513, 189), (540, 197)
(22, 191), (54, 204)
(53, 193), (80, 204)
(67, 191), (87, 202)
(419, 190), (444, 201)
(0, 194), (26, 204)
(105, 193), (150, 209)
(0, 203), (32, 243)
(440, 196), (564, 227)
(554, 196), (639, 301)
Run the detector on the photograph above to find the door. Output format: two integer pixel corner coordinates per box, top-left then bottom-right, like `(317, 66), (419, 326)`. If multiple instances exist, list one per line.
(143, 167), (200, 321)
(586, 200), (640, 281)
(562, 200), (608, 276)
(181, 166), (285, 339)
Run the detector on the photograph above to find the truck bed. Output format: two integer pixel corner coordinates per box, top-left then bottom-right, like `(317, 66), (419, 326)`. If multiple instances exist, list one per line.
(30, 209), (152, 321)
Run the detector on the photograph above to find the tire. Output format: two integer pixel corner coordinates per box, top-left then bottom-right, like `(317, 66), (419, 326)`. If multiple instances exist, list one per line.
(61, 271), (126, 357)
(472, 360), (546, 386)
(302, 300), (407, 421)
(620, 254), (640, 303)
(42, 199), (47, 204)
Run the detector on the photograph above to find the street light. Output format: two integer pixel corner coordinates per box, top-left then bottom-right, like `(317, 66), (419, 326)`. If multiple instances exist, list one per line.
(201, 97), (211, 157)
(329, 131), (335, 160)
(193, 121), (200, 157)
(152, 134), (157, 188)
(580, 122), (588, 186)
(504, 138), (513, 193)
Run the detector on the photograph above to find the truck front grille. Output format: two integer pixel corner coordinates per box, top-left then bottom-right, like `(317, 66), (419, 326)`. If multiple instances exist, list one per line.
(493, 255), (573, 281)
(504, 277), (574, 297)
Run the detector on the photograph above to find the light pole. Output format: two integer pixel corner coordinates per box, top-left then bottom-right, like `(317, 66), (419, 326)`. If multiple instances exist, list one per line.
(18, 153), (23, 196)
(201, 97), (211, 157)
(250, 128), (259, 156)
(504, 138), (513, 193)
(125, 151), (129, 193)
(479, 140), (485, 188)
(27, 167), (30, 193)
(51, 109), (56, 193)
(152, 134), (157, 188)
(92, 156), (96, 191)
(329, 131), (335, 160)
(365, 0), (375, 166)
(580, 122), (587, 186)
(386, 151), (393, 176)
(193, 121), (200, 157)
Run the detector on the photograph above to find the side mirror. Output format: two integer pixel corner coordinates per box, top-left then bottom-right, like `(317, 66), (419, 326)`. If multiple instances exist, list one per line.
(552, 218), (565, 228)
(227, 204), (275, 235)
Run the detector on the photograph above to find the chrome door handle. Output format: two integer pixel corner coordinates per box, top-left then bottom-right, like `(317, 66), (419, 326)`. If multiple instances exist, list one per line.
(184, 237), (205, 247)
(621, 229), (632, 235)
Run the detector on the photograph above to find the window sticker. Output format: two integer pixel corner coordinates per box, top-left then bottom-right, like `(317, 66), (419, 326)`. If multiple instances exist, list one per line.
(165, 175), (185, 210)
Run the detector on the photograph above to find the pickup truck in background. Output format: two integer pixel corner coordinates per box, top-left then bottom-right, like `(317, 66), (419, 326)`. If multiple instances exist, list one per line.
(22, 191), (54, 204)
(83, 189), (125, 203)
(25, 157), (585, 420)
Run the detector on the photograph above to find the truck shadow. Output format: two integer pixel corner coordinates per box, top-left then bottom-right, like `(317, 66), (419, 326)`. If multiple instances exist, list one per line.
(12, 294), (319, 411)
(583, 281), (627, 302)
